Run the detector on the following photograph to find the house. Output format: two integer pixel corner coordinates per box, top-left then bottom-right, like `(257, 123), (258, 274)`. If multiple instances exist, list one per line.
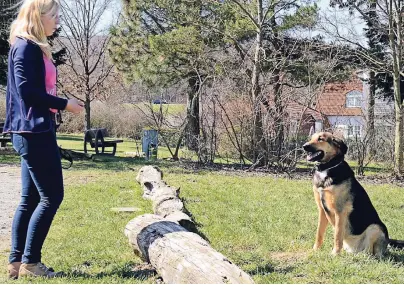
(314, 72), (394, 139)
(284, 100), (327, 138)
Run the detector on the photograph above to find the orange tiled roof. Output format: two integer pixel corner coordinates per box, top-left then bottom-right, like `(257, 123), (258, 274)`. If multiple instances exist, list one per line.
(286, 100), (324, 121)
(316, 79), (363, 116)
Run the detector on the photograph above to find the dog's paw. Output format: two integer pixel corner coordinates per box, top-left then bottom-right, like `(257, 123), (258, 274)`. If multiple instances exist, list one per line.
(331, 248), (341, 256)
(313, 244), (321, 251)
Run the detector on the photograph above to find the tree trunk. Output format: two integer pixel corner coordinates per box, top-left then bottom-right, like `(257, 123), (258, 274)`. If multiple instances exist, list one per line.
(173, 129), (185, 161)
(393, 83), (403, 175)
(125, 214), (254, 284)
(271, 13), (284, 165)
(129, 166), (255, 284)
(251, 0), (266, 166)
(389, 0), (403, 176)
(366, 71), (376, 159)
(185, 75), (200, 152)
(392, 62), (402, 175)
(365, 0), (377, 159)
(273, 72), (283, 163)
(136, 165), (194, 227)
(85, 98), (91, 130)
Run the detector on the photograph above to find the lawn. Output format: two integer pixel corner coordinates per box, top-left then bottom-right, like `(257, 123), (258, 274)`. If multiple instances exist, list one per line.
(1, 135), (404, 283)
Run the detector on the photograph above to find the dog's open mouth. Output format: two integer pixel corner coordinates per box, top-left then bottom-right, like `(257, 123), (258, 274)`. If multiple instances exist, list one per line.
(306, 150), (324, 162)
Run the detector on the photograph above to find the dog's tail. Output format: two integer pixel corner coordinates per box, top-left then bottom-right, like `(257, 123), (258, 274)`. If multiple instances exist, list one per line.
(389, 239), (404, 249)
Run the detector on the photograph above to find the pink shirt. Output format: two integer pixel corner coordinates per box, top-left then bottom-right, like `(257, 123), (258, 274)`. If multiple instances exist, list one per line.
(43, 55), (57, 113)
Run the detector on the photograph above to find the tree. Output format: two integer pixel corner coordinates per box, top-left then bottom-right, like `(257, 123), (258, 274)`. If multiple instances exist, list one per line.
(326, 0), (404, 175)
(220, 0), (345, 166)
(57, 0), (117, 130)
(111, 0), (359, 166)
(329, 0), (385, 168)
(0, 0), (18, 87)
(109, 0), (229, 151)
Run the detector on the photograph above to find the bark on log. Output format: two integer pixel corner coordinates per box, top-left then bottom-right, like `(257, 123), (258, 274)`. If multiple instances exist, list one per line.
(125, 214), (254, 284)
(136, 166), (187, 221)
(128, 166), (255, 283)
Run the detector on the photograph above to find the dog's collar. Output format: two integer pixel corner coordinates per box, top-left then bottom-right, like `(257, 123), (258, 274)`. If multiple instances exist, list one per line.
(316, 157), (344, 172)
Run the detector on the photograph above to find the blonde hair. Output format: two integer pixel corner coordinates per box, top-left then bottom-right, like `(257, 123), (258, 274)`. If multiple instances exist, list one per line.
(9, 0), (60, 58)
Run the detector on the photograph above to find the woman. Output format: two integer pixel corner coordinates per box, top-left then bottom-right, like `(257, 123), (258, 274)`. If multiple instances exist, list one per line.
(4, 0), (83, 278)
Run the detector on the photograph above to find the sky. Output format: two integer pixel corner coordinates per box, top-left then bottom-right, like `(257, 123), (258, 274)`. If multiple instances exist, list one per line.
(98, 0), (122, 31)
(316, 0), (367, 46)
(98, 0), (367, 45)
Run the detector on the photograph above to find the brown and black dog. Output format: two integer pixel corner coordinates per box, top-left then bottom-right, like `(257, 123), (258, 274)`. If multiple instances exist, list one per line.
(303, 132), (404, 257)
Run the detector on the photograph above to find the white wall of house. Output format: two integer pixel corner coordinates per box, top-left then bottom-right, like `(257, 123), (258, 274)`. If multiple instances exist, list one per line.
(328, 116), (364, 138)
(359, 71), (394, 127)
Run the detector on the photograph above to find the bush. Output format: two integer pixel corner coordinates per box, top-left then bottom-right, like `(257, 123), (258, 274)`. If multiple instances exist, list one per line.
(58, 102), (147, 138)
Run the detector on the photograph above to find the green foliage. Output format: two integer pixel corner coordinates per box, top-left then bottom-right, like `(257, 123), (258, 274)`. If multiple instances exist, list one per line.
(221, 2), (256, 42)
(109, 0), (224, 86)
(147, 26), (205, 80)
(279, 4), (319, 31)
(0, 0), (18, 86)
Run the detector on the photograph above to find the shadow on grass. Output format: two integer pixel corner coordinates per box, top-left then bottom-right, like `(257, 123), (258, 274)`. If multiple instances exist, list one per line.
(57, 135), (84, 142)
(246, 264), (276, 276)
(95, 264), (157, 280)
(68, 155), (214, 173)
(246, 262), (296, 277)
(386, 250), (404, 265)
(67, 262), (157, 280)
(68, 155), (148, 171)
(181, 198), (211, 243)
(351, 166), (389, 174)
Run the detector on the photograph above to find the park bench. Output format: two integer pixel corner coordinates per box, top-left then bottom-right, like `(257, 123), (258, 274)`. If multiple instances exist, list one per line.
(0, 122), (11, 147)
(83, 128), (123, 156)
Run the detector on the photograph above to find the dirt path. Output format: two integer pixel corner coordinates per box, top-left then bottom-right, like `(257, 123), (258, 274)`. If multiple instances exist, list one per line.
(0, 164), (21, 254)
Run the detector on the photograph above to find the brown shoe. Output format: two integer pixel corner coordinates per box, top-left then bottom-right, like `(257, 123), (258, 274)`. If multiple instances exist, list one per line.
(7, 262), (21, 279)
(19, 262), (60, 278)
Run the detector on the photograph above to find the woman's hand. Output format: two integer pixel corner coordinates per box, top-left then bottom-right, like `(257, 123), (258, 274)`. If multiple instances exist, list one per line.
(65, 98), (84, 114)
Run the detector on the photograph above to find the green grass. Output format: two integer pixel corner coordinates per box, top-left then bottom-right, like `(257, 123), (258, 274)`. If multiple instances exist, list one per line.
(1, 136), (404, 283)
(58, 134), (142, 157)
(57, 133), (189, 161)
(56, 133), (392, 175)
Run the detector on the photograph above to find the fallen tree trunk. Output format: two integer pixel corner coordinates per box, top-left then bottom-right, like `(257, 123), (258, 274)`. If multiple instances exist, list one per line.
(125, 166), (254, 284)
(136, 166), (194, 228)
(125, 214), (254, 284)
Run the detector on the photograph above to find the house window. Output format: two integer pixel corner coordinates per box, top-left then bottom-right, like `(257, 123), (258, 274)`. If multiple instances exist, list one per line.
(346, 90), (362, 107)
(348, 125), (361, 137)
(315, 121), (323, 133)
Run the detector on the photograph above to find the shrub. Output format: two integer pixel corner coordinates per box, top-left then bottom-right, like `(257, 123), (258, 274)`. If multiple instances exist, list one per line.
(58, 102), (147, 138)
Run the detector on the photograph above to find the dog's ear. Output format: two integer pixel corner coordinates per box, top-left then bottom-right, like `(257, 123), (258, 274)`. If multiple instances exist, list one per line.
(332, 137), (348, 155)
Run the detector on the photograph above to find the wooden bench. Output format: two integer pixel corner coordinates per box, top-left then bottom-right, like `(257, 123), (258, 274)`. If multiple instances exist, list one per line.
(83, 128), (123, 155)
(0, 123), (11, 147)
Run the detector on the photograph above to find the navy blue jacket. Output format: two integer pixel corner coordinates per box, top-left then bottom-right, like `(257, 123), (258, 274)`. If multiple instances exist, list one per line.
(3, 37), (68, 133)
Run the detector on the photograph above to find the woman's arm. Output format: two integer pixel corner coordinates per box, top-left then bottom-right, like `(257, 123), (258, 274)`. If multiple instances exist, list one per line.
(13, 41), (68, 110)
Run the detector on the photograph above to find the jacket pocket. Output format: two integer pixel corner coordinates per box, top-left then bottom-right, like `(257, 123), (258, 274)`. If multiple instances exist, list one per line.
(20, 99), (33, 121)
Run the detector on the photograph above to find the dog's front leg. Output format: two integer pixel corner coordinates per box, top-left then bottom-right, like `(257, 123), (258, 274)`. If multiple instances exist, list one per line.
(313, 191), (328, 250)
(332, 211), (347, 255)
(314, 208), (328, 250)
